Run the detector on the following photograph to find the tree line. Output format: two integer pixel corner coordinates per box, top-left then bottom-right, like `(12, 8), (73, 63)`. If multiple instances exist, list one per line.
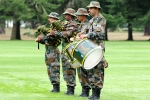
(0, 0), (150, 40)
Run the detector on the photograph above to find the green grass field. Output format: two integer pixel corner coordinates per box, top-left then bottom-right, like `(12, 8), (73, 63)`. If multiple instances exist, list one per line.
(0, 40), (150, 100)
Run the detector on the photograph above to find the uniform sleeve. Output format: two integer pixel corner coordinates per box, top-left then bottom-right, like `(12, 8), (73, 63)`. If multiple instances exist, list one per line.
(80, 22), (88, 33)
(54, 31), (74, 38)
(61, 30), (72, 37)
(61, 21), (78, 37)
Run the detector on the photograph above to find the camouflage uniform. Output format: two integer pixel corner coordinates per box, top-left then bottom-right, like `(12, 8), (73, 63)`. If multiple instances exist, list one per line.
(40, 12), (61, 93)
(75, 8), (91, 97)
(61, 8), (77, 95)
(45, 43), (60, 85)
(83, 1), (107, 100)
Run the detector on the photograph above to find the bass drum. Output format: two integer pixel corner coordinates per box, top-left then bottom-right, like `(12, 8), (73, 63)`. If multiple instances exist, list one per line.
(63, 41), (81, 68)
(72, 38), (103, 69)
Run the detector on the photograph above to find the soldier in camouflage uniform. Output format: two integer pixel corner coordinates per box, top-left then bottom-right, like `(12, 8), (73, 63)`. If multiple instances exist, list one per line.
(78, 1), (108, 100)
(75, 8), (91, 97)
(61, 8), (77, 95)
(35, 12), (61, 93)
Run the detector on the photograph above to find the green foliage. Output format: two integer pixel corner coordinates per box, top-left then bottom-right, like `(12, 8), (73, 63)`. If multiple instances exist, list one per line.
(0, 0), (33, 20)
(135, 11), (150, 27)
(0, 0), (64, 24)
(1, 0), (150, 31)
(74, 0), (91, 10)
(103, 13), (126, 31)
(23, 0), (62, 24)
(106, 0), (150, 28)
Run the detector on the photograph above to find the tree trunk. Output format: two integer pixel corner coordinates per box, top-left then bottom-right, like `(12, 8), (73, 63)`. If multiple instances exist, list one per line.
(11, 19), (21, 40)
(66, 0), (75, 9)
(0, 20), (5, 34)
(57, 0), (70, 14)
(31, 20), (36, 29)
(0, 26), (5, 34)
(105, 25), (108, 41)
(127, 23), (133, 40)
(144, 25), (150, 36)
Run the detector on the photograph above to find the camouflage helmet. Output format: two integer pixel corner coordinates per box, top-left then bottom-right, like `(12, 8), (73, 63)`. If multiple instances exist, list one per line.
(63, 8), (76, 17)
(47, 12), (59, 20)
(75, 8), (89, 16)
(87, 1), (102, 9)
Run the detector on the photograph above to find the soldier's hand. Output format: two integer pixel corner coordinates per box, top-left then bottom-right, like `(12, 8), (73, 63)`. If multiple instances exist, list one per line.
(35, 35), (43, 42)
(80, 34), (88, 39)
(65, 27), (69, 31)
(35, 38), (39, 42)
(47, 30), (55, 36)
(77, 32), (83, 36)
(50, 30), (55, 35)
(47, 33), (52, 36)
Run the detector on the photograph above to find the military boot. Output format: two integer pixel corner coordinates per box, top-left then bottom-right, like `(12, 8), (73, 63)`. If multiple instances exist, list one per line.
(65, 86), (75, 95)
(65, 85), (69, 94)
(88, 88), (95, 100)
(51, 84), (60, 93)
(88, 88), (101, 100)
(78, 86), (90, 97)
(93, 88), (101, 100)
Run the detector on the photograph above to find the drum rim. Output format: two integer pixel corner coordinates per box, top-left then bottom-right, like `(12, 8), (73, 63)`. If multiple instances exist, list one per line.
(72, 38), (87, 56)
(63, 41), (77, 51)
(71, 58), (77, 63)
(63, 43), (71, 51)
(82, 46), (103, 67)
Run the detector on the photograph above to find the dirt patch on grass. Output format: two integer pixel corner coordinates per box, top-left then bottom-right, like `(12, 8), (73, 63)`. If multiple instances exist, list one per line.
(0, 28), (149, 40)
(0, 28), (35, 40)
(108, 31), (150, 40)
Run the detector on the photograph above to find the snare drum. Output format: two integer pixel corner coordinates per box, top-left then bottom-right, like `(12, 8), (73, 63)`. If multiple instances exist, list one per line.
(72, 38), (103, 69)
(63, 41), (81, 68)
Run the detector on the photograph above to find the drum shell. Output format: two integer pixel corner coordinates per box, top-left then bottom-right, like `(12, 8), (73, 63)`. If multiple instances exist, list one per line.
(63, 41), (77, 63)
(63, 41), (81, 68)
(72, 39), (103, 69)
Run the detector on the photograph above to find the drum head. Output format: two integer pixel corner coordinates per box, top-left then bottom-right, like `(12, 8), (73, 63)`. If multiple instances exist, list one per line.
(84, 46), (103, 69)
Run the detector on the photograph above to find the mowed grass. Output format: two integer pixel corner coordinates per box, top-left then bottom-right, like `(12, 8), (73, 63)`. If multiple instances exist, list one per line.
(0, 40), (150, 100)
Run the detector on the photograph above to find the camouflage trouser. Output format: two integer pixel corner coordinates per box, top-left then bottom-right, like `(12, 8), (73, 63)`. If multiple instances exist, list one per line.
(77, 67), (90, 87)
(45, 46), (60, 85)
(87, 61), (105, 89)
(61, 45), (76, 86)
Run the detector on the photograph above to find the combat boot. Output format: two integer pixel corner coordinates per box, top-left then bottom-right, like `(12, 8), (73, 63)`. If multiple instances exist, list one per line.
(65, 85), (70, 94)
(78, 86), (90, 97)
(51, 84), (60, 93)
(69, 86), (74, 95)
(94, 88), (101, 100)
(88, 88), (101, 100)
(88, 88), (95, 100)
(65, 86), (75, 95)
